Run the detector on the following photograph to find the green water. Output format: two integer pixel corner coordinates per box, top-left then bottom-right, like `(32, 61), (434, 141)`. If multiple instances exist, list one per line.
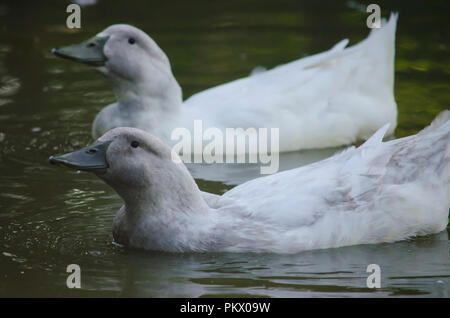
(0, 0), (449, 297)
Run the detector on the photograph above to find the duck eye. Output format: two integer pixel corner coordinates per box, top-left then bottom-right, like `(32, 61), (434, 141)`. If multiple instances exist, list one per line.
(131, 141), (139, 148)
(128, 38), (136, 45)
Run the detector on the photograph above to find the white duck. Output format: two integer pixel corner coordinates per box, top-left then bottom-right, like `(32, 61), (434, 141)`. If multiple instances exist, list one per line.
(49, 111), (450, 253)
(52, 14), (398, 153)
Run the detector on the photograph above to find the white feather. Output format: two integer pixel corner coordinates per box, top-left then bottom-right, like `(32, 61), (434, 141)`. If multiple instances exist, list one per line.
(89, 14), (399, 153)
(98, 111), (449, 253)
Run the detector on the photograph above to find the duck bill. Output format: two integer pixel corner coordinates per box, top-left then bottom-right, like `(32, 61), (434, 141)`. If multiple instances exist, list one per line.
(51, 36), (109, 66)
(49, 141), (112, 173)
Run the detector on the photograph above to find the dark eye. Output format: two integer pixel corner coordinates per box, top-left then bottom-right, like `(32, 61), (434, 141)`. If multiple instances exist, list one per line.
(131, 140), (139, 148)
(128, 38), (136, 45)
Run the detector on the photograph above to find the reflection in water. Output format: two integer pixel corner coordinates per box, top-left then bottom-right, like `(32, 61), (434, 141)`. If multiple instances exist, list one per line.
(51, 231), (450, 298)
(0, 45), (20, 108)
(0, 75), (21, 97)
(0, 0), (449, 297)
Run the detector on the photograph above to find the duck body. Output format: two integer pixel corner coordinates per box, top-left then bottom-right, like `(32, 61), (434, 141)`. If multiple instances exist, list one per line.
(54, 14), (398, 153)
(110, 112), (449, 253)
(182, 14), (398, 152)
(50, 111), (449, 254)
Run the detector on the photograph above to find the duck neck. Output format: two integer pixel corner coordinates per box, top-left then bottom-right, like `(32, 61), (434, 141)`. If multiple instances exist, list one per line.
(116, 77), (183, 114)
(109, 165), (211, 222)
(100, 62), (183, 117)
(116, 178), (213, 252)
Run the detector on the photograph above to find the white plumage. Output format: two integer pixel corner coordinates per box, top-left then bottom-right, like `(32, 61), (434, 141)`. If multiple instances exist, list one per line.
(64, 111), (450, 254)
(183, 14), (398, 152)
(57, 14), (399, 153)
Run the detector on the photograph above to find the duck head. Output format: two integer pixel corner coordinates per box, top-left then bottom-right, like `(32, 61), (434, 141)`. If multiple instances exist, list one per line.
(52, 25), (182, 101)
(49, 127), (207, 212)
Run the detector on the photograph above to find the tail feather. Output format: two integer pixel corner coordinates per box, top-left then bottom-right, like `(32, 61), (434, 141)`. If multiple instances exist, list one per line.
(418, 110), (450, 136)
(417, 111), (450, 191)
(362, 123), (391, 147)
(347, 12), (398, 92)
(354, 12), (398, 50)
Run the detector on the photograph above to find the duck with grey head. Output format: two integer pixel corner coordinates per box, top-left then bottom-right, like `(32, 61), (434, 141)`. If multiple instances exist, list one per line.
(49, 111), (450, 253)
(52, 14), (399, 153)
